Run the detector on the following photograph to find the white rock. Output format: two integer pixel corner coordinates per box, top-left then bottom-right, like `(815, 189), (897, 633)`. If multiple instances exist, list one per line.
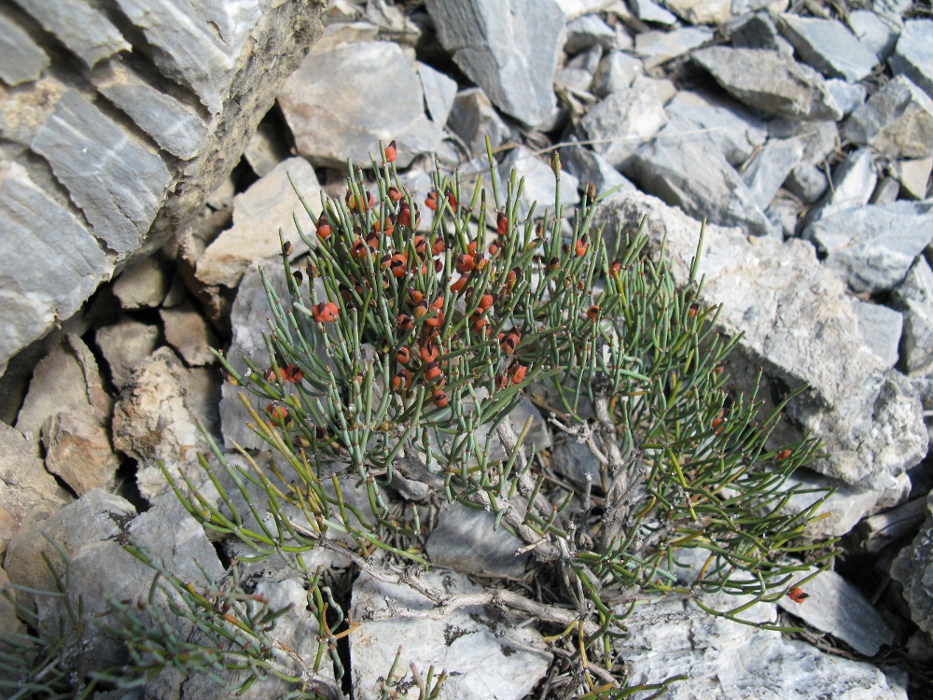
(850, 297), (903, 368)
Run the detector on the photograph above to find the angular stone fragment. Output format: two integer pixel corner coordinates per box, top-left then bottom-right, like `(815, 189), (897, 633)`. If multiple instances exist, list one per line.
(416, 61), (458, 125)
(778, 567), (895, 656)
(844, 75), (933, 159)
(42, 411), (120, 496)
(693, 47), (842, 121)
(890, 19), (933, 102)
(560, 143), (635, 198)
(777, 14), (878, 82)
(0, 162), (109, 378)
(197, 157), (322, 289)
(31, 90), (170, 259)
(596, 190), (928, 488)
(741, 137), (804, 209)
(500, 146), (579, 219)
(635, 27), (713, 69)
(592, 51), (643, 97)
(95, 319), (160, 390)
(729, 11), (791, 54)
(804, 200), (933, 294)
(112, 255), (172, 309)
(350, 570), (551, 700)
(849, 9), (900, 61)
(664, 0), (732, 25)
(618, 590), (906, 699)
(0, 421), (73, 552)
(95, 61), (208, 161)
(425, 0), (563, 126)
(895, 156), (933, 199)
(890, 491), (933, 636)
(448, 88), (515, 156)
(13, 0), (129, 68)
(663, 89), (767, 167)
(0, 13), (49, 85)
(579, 81), (667, 169)
(786, 161), (828, 203)
(564, 13), (616, 54)
(850, 297), (903, 369)
(826, 78), (867, 117)
(630, 0), (676, 25)
(891, 257), (933, 376)
(426, 503), (529, 576)
(625, 130), (775, 237)
(279, 41), (441, 168)
(160, 300), (219, 366)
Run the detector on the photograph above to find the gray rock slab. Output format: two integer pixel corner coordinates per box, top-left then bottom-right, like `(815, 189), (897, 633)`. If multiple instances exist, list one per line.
(890, 491), (933, 636)
(625, 129), (775, 237)
(891, 19), (933, 102)
(663, 89), (768, 167)
(729, 11), (790, 53)
(0, 421), (73, 552)
(693, 46), (842, 121)
(663, 0), (732, 25)
(595, 190), (928, 488)
(555, 0), (618, 20)
(778, 567), (895, 657)
(781, 469), (910, 539)
(618, 591), (907, 700)
(448, 87), (516, 156)
(635, 27), (713, 69)
(95, 60), (208, 161)
(777, 14), (878, 82)
(894, 156), (933, 199)
(849, 9), (901, 61)
(243, 120), (291, 178)
(872, 175), (902, 204)
(350, 570), (551, 700)
(280, 41), (441, 168)
(425, 0), (563, 127)
(579, 81), (668, 169)
(741, 137), (805, 210)
(13, 0), (129, 68)
(804, 200), (933, 294)
(417, 61), (458, 125)
(592, 50), (643, 97)
(844, 75), (933, 159)
(550, 438), (600, 489)
(559, 143), (636, 198)
(31, 90), (170, 260)
(630, 0), (676, 25)
(826, 79), (867, 117)
(770, 119), (838, 165)
(555, 66), (594, 94)
(564, 13), (616, 54)
(112, 347), (208, 500)
(95, 319), (160, 390)
(892, 257), (933, 376)
(499, 146), (579, 219)
(786, 161), (829, 203)
(767, 194), (802, 238)
(850, 297), (903, 369)
(112, 256), (172, 309)
(197, 157), (322, 289)
(0, 161), (110, 378)
(160, 300), (219, 366)
(5, 488), (222, 682)
(0, 13), (49, 85)
(426, 502), (529, 576)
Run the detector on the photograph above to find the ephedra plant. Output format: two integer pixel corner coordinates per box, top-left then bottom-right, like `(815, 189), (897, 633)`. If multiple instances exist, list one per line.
(1, 140), (833, 699)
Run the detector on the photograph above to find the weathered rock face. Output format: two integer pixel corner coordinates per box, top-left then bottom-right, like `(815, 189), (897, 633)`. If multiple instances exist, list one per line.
(0, 0), (326, 379)
(596, 190), (928, 489)
(890, 491), (933, 637)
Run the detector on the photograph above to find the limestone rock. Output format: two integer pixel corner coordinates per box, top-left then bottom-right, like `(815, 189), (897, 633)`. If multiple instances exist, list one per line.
(0, 421), (73, 553)
(741, 137), (805, 210)
(42, 411), (121, 497)
(890, 491), (933, 636)
(112, 255), (173, 309)
(350, 570), (551, 700)
(894, 156), (933, 199)
(804, 200), (933, 294)
(596, 190), (928, 488)
(0, 162), (109, 378)
(630, 0), (676, 25)
(280, 41), (441, 168)
(448, 88), (516, 157)
(579, 80), (668, 169)
(777, 14), (878, 82)
(663, 0), (732, 25)
(560, 143), (636, 198)
(13, 0), (130, 68)
(890, 19), (933, 101)
(426, 503), (529, 577)
(844, 75), (933, 160)
(850, 297), (903, 369)
(891, 257), (933, 376)
(499, 146), (579, 219)
(160, 300), (219, 367)
(427, 0), (563, 126)
(618, 591), (907, 699)
(196, 157), (322, 289)
(95, 319), (161, 390)
(826, 78), (867, 117)
(785, 162), (829, 204)
(0, 13), (49, 85)
(635, 27), (713, 70)
(417, 61), (458, 126)
(693, 47), (842, 121)
(729, 11), (793, 54)
(592, 51), (643, 97)
(849, 9), (900, 61)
